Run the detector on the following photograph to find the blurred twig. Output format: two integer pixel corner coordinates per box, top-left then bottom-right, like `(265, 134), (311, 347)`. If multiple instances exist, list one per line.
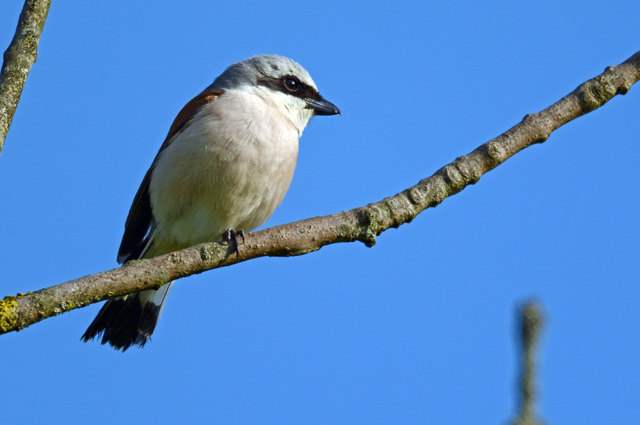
(1, 51), (639, 334)
(0, 0), (52, 155)
(511, 301), (545, 425)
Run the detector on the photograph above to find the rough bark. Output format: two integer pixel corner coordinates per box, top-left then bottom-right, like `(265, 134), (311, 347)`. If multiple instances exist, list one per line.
(1, 51), (639, 335)
(0, 0), (51, 155)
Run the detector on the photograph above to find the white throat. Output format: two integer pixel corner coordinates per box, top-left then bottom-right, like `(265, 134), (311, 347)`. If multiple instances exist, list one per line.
(242, 84), (315, 136)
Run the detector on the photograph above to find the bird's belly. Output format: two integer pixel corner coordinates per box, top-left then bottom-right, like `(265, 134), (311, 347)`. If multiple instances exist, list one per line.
(170, 155), (296, 246)
(149, 110), (299, 251)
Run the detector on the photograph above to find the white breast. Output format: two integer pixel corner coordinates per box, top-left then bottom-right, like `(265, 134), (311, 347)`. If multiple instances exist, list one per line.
(148, 88), (300, 253)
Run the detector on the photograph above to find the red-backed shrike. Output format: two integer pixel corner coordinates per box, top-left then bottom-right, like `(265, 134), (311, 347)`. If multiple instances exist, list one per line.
(82, 55), (340, 350)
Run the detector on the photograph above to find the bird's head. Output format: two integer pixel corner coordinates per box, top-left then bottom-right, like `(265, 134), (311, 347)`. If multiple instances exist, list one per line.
(211, 55), (340, 133)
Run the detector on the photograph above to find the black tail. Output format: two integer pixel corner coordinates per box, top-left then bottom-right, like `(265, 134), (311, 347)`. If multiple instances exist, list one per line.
(81, 285), (172, 351)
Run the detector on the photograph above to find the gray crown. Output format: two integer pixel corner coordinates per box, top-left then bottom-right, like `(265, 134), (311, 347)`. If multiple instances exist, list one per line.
(210, 55), (316, 91)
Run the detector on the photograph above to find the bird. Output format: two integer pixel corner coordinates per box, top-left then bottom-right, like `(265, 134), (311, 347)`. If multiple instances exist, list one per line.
(81, 55), (340, 351)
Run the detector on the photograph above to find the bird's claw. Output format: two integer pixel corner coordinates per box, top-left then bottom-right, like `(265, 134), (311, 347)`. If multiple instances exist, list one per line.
(223, 229), (245, 258)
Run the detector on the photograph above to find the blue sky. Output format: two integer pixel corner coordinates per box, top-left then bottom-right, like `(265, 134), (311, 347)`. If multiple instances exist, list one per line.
(1, 1), (639, 424)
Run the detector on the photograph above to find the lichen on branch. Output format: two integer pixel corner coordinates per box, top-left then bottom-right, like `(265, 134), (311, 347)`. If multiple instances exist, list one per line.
(0, 0), (52, 155)
(1, 50), (639, 335)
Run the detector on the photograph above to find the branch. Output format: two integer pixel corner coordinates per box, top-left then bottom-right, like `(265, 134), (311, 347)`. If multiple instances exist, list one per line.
(510, 301), (545, 425)
(1, 51), (639, 335)
(0, 0), (52, 156)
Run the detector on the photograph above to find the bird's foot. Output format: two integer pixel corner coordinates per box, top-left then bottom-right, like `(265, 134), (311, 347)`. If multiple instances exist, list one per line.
(222, 229), (245, 259)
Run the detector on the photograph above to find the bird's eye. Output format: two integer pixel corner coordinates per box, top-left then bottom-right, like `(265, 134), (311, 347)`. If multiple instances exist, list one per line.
(283, 76), (300, 93)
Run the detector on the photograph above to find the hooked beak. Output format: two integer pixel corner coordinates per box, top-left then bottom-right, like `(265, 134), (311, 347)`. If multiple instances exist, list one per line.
(305, 96), (341, 116)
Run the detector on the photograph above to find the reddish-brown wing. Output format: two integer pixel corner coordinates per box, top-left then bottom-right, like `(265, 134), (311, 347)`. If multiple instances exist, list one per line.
(117, 89), (224, 263)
